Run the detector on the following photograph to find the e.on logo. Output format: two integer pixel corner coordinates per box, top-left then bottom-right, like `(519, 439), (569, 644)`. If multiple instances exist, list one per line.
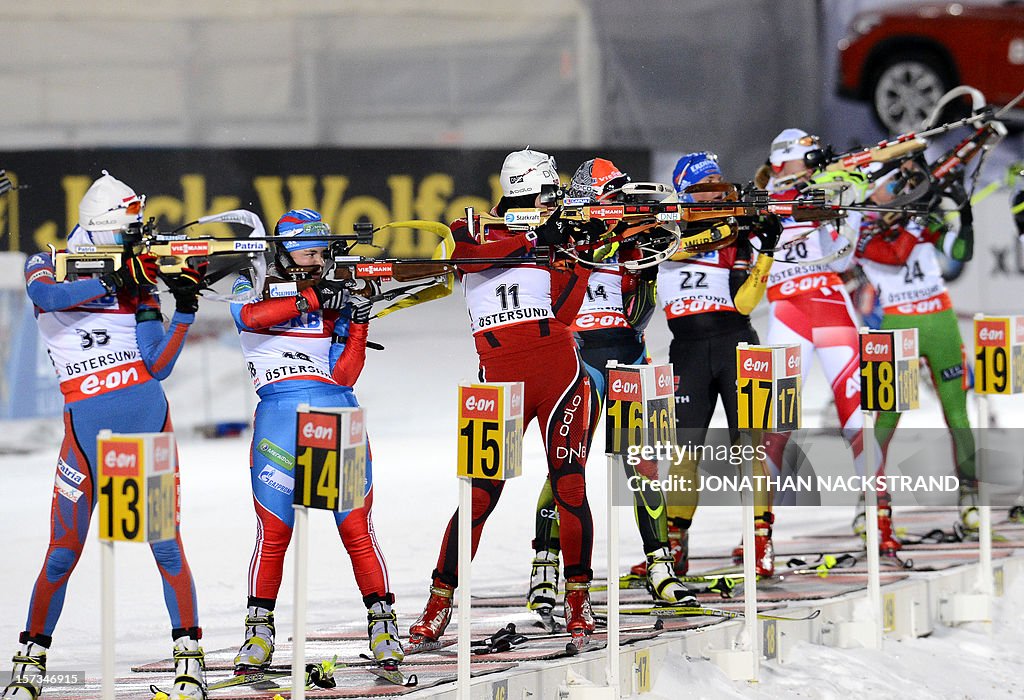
(654, 365), (674, 397)
(102, 440), (140, 477)
(509, 384), (524, 417)
(784, 347), (801, 377)
(901, 332), (918, 358)
(152, 435), (173, 474)
(462, 386), (499, 420)
(348, 411), (365, 443)
(738, 350), (772, 380)
(298, 412), (339, 450)
(608, 370), (642, 402)
(977, 321), (1007, 348)
(861, 333), (893, 362)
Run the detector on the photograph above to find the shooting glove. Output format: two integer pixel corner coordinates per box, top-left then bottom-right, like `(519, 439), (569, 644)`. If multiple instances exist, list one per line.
(162, 265), (205, 314)
(753, 214), (783, 253)
(533, 207), (570, 246)
(350, 296), (373, 324)
(313, 278), (350, 310)
(100, 253), (159, 293)
(810, 169), (869, 207)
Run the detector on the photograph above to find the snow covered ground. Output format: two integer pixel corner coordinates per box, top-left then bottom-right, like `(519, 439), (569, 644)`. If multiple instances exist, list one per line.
(1, 286), (1022, 698)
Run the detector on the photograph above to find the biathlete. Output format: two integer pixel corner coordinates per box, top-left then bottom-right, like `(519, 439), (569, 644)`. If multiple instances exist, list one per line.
(5, 173), (206, 700)
(410, 149), (598, 646)
(228, 209), (403, 673)
(527, 157), (693, 607)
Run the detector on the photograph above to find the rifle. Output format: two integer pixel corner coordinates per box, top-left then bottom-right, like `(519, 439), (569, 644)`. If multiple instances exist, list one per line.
(53, 209), (273, 283)
(817, 87), (1021, 177)
(262, 219), (460, 319)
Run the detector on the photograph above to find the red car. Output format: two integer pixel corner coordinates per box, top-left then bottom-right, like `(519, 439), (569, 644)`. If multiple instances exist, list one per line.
(837, 1), (1024, 134)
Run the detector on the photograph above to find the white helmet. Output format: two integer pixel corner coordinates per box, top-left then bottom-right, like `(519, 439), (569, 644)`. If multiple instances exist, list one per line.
(768, 128), (820, 168)
(78, 170), (145, 232)
(500, 149), (559, 197)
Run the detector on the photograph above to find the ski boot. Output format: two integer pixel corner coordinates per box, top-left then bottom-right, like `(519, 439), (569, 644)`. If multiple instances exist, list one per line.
(563, 576), (595, 640)
(1, 635), (47, 700)
(233, 605), (275, 673)
(166, 633), (206, 699)
(526, 550), (560, 614)
(957, 485), (980, 540)
(877, 507), (902, 553)
(644, 546), (697, 605)
(731, 513), (775, 577)
(630, 527), (688, 577)
(409, 582), (454, 645)
(367, 599), (404, 666)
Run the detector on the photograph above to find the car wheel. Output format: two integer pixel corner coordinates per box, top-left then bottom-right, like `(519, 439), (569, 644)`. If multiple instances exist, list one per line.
(870, 53), (952, 134)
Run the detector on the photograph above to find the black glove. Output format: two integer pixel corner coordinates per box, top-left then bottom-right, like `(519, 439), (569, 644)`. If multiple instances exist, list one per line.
(533, 207), (570, 246)
(313, 278), (350, 310)
(571, 218), (609, 245)
(350, 296), (373, 324)
(100, 253), (159, 293)
(753, 214), (783, 252)
(162, 265), (205, 314)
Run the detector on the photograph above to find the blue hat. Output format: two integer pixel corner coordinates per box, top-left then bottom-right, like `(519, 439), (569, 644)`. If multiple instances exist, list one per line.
(672, 152), (722, 194)
(275, 209), (331, 252)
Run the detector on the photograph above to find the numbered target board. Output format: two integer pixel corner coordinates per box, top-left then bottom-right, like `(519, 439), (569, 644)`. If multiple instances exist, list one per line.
(457, 382), (524, 480)
(605, 363), (676, 455)
(97, 431), (177, 543)
(974, 315), (1024, 395)
(860, 328), (920, 412)
(736, 344), (801, 432)
(294, 407), (366, 512)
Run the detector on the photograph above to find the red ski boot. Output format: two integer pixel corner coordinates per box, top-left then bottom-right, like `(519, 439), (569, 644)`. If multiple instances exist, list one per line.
(731, 514), (775, 577)
(878, 507), (902, 553)
(563, 576), (596, 653)
(408, 583), (453, 648)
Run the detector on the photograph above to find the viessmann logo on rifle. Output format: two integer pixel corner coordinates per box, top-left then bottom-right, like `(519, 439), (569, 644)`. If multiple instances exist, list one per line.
(589, 205), (624, 219)
(168, 241), (213, 256)
(355, 262), (394, 278)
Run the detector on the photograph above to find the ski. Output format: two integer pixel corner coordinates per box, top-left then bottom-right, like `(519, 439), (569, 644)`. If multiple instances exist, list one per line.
(473, 620), (662, 645)
(617, 572), (742, 598)
(206, 669), (290, 691)
(534, 609), (563, 633)
(564, 632), (603, 656)
(365, 661), (418, 687)
(594, 604), (821, 622)
(405, 638), (457, 655)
